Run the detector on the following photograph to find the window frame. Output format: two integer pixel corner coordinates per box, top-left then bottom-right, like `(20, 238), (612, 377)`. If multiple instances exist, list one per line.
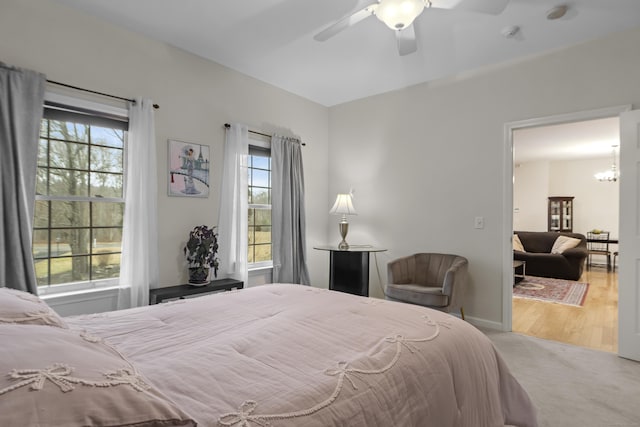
(247, 136), (273, 270)
(35, 93), (128, 296)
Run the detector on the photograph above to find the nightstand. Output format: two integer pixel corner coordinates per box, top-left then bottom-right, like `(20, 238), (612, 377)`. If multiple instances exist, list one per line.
(314, 246), (386, 297)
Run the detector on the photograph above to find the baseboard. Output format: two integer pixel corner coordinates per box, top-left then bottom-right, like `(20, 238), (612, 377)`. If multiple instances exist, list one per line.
(465, 315), (505, 331)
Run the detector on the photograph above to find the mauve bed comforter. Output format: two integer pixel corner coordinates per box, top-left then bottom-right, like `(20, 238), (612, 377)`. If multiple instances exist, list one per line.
(66, 284), (537, 427)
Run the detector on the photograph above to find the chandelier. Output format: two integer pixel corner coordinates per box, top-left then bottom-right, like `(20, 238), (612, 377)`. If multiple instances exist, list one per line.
(594, 145), (619, 182)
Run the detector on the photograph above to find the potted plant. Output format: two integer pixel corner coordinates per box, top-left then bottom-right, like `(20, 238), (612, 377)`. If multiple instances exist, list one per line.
(183, 225), (219, 285)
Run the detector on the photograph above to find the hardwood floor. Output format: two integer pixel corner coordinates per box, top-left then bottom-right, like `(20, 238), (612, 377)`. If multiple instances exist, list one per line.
(512, 266), (618, 353)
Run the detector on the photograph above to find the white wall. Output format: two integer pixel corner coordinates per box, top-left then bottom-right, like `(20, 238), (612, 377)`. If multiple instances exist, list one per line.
(514, 157), (619, 237)
(328, 27), (640, 326)
(3, 0), (639, 325)
(0, 0), (330, 313)
(549, 157), (619, 237)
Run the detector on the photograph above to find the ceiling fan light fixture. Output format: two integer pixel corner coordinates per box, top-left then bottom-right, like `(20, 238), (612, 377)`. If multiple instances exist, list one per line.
(375, 0), (425, 30)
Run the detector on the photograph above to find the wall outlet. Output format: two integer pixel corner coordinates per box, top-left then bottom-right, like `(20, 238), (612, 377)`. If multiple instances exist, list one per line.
(474, 216), (485, 229)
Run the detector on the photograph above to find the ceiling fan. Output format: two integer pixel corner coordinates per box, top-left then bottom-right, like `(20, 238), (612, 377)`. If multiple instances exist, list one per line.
(314, 0), (510, 56)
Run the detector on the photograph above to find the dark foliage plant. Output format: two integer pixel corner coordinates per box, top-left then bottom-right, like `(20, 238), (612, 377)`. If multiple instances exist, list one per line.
(184, 225), (219, 278)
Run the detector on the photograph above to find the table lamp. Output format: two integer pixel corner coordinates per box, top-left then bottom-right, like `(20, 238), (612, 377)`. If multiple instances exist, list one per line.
(330, 193), (357, 250)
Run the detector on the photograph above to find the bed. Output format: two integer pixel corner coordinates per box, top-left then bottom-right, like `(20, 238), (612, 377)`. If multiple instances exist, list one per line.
(0, 284), (537, 426)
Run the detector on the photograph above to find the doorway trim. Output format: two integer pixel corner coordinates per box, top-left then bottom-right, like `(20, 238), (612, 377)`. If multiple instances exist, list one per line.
(502, 105), (632, 332)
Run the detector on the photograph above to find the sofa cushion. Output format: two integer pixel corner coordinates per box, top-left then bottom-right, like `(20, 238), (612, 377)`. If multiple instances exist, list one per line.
(551, 235), (581, 254)
(513, 234), (525, 252)
(514, 231), (586, 253)
(385, 284), (449, 307)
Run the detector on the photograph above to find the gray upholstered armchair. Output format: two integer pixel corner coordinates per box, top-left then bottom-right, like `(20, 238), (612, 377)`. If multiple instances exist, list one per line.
(385, 253), (469, 319)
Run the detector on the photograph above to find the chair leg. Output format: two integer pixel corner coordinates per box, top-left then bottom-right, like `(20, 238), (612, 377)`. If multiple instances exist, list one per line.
(460, 307), (465, 321)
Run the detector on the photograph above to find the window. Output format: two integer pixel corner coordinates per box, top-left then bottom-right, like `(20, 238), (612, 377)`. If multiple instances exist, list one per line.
(33, 100), (128, 292)
(247, 145), (272, 266)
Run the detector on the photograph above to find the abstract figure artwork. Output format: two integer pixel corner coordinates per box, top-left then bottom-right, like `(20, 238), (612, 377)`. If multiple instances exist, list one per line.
(168, 140), (210, 197)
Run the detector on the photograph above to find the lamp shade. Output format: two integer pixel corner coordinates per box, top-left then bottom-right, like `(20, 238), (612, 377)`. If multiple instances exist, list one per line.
(330, 194), (357, 216)
(375, 0), (425, 30)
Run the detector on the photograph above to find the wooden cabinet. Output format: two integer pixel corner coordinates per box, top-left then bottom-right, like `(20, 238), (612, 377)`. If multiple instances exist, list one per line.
(548, 196), (574, 232)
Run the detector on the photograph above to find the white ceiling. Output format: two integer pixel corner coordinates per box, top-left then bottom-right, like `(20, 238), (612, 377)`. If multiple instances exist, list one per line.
(514, 117), (620, 164)
(51, 0), (640, 107)
(50, 0), (634, 161)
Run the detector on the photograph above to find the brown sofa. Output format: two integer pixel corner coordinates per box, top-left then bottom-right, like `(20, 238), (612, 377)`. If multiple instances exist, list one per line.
(513, 231), (588, 281)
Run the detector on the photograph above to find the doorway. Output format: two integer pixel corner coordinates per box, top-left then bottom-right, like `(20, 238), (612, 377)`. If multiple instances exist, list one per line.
(502, 106), (631, 351)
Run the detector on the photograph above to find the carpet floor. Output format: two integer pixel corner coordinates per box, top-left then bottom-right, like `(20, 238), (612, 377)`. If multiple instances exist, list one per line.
(513, 276), (589, 306)
(483, 329), (640, 427)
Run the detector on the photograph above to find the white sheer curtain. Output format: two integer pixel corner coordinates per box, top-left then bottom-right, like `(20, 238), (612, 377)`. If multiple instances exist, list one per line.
(217, 123), (249, 285)
(118, 98), (158, 308)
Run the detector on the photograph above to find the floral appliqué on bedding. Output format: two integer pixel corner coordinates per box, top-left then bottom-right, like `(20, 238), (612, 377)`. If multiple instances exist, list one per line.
(0, 309), (62, 327)
(218, 312), (452, 427)
(0, 327), (151, 397)
(0, 363), (150, 396)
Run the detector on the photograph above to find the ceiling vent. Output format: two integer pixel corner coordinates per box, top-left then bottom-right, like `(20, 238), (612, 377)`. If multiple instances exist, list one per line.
(546, 5), (568, 20)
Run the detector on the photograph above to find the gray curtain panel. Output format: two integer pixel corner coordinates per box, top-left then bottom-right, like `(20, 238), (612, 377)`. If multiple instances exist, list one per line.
(0, 63), (46, 293)
(271, 135), (310, 285)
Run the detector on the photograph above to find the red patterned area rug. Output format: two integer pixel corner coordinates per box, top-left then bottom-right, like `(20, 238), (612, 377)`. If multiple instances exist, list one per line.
(513, 276), (589, 307)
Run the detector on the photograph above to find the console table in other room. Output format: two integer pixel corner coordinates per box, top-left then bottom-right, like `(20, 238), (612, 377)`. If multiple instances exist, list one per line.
(149, 278), (244, 304)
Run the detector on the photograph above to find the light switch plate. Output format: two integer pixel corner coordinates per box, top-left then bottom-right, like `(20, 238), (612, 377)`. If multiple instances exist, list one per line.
(474, 216), (484, 229)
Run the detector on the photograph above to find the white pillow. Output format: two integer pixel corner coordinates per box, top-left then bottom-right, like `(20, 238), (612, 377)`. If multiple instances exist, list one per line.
(0, 287), (68, 328)
(0, 325), (196, 427)
(551, 235), (581, 254)
(513, 234), (525, 252)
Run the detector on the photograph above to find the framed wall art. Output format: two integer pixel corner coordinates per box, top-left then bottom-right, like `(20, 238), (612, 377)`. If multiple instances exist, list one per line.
(168, 139), (210, 198)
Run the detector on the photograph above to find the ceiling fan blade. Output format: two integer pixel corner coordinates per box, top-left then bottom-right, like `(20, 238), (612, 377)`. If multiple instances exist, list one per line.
(396, 25), (417, 56)
(314, 0), (377, 42)
(430, 0), (509, 15)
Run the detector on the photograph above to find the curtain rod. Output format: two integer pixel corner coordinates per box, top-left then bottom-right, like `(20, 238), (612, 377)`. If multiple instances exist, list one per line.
(46, 79), (159, 109)
(224, 123), (306, 146)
